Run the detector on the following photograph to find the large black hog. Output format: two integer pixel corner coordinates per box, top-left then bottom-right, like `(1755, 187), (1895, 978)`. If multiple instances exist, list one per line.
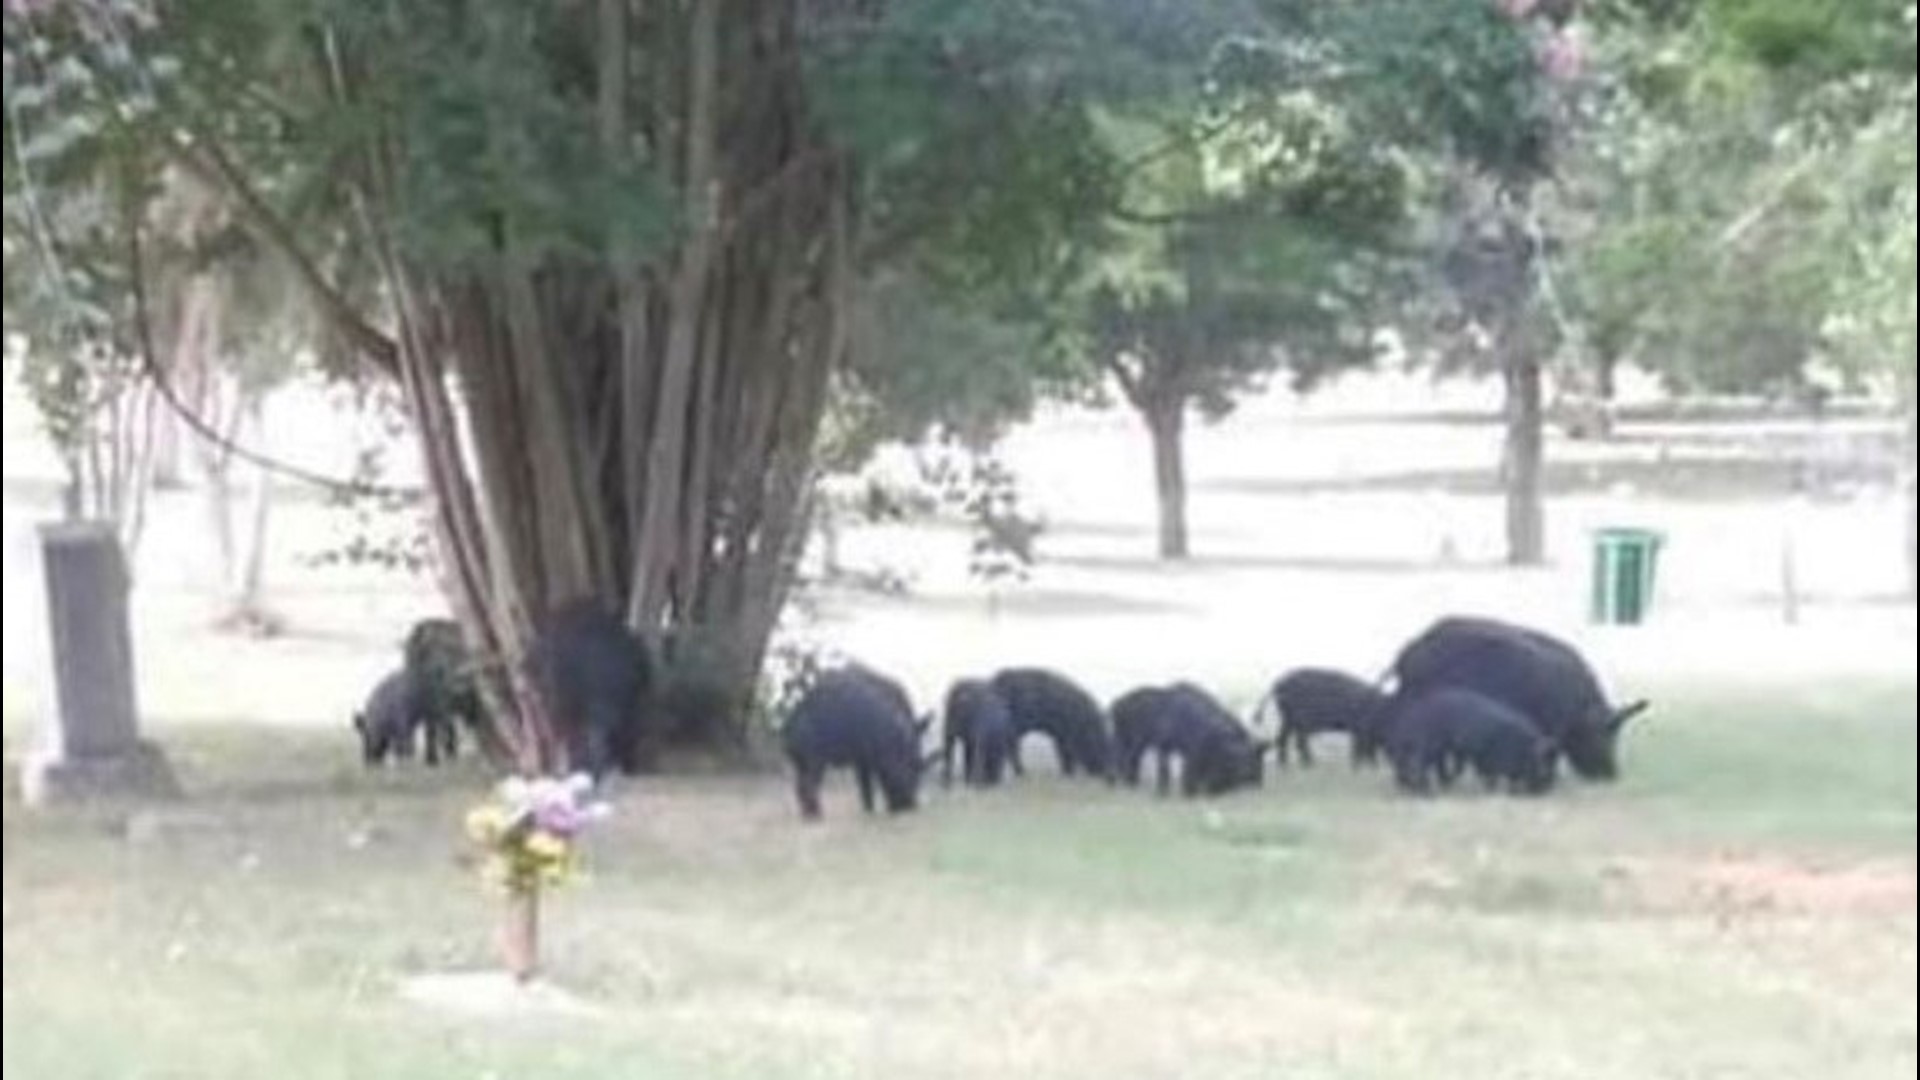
(1391, 616), (1646, 780)
(529, 600), (654, 779)
(1382, 686), (1558, 796)
(941, 679), (1015, 787)
(783, 668), (927, 820)
(1111, 684), (1266, 796)
(990, 668), (1114, 781)
(1263, 667), (1391, 768)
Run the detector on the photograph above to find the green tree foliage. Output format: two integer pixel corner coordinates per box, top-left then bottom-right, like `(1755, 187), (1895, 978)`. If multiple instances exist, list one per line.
(7, 0), (1299, 765)
(3, 1), (174, 537)
(1559, 0), (1915, 399)
(1076, 90), (1412, 558)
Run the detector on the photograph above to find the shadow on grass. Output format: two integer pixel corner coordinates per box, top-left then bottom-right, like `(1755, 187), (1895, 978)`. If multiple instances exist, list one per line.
(3, 720), (481, 814)
(1198, 455), (1896, 502)
(856, 586), (1195, 619)
(1046, 551), (1514, 577)
(1280, 399), (1895, 429)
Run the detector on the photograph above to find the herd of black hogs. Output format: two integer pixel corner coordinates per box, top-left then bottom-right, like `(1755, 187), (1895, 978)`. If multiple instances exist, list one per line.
(356, 602), (1649, 821)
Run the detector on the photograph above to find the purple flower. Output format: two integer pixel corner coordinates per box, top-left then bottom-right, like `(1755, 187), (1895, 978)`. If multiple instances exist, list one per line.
(490, 773), (610, 840)
(534, 801), (586, 837)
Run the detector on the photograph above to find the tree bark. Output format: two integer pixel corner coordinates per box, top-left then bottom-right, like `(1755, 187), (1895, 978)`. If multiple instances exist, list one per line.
(1502, 339), (1547, 566)
(1587, 350), (1618, 440)
(1146, 398), (1190, 561)
(630, 0), (720, 639)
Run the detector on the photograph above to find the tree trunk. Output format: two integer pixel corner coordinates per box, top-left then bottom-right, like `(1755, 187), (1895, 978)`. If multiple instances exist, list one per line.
(195, 380), (281, 634)
(191, 372), (244, 601)
(114, 377), (160, 557)
(203, 442), (237, 598)
(149, 392), (187, 489)
(1146, 399), (1190, 561)
(1502, 342), (1546, 566)
(1587, 351), (1618, 440)
(153, 272), (221, 495)
(1904, 403), (1916, 600)
(347, 4), (843, 765)
(629, 0), (721, 640)
(226, 394), (277, 632)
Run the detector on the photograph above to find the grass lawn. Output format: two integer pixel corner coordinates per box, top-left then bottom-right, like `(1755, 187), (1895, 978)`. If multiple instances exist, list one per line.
(4, 676), (1914, 1080)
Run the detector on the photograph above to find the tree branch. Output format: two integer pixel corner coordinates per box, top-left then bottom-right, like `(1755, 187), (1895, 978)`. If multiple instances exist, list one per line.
(127, 202), (419, 499)
(164, 131), (399, 375)
(1109, 200), (1239, 227)
(1101, 351), (1146, 409)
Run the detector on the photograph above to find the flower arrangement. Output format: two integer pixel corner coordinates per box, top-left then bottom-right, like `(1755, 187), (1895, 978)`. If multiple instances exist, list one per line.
(465, 773), (609, 893)
(463, 773), (609, 982)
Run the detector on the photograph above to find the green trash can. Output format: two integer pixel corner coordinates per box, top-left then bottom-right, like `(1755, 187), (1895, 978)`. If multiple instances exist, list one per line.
(1591, 527), (1664, 625)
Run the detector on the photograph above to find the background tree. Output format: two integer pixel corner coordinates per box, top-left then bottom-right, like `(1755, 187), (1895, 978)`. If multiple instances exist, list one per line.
(1290, 0), (1580, 566)
(3, 8), (176, 550)
(1077, 95), (1409, 559)
(186, 233), (312, 634)
(1559, 0), (1915, 584)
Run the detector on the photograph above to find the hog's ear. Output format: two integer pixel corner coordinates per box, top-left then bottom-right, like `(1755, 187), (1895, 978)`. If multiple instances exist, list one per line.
(1608, 700), (1649, 734)
(914, 712), (935, 737)
(351, 712), (366, 733)
(919, 748), (944, 773)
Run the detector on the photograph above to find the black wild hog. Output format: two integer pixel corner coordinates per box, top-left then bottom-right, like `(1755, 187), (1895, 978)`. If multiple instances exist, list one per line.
(990, 668), (1114, 781)
(1166, 682), (1268, 795)
(941, 679), (1015, 787)
(1111, 683), (1266, 797)
(402, 617), (483, 764)
(1264, 667), (1391, 768)
(529, 600), (655, 779)
(353, 669), (421, 767)
(1382, 686), (1558, 796)
(783, 668), (927, 821)
(1110, 687), (1177, 787)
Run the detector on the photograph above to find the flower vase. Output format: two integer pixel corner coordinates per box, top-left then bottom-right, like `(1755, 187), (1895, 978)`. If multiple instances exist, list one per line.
(500, 885), (540, 984)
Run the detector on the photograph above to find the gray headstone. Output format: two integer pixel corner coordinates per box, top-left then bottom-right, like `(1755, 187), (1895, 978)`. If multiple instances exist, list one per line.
(19, 522), (178, 806)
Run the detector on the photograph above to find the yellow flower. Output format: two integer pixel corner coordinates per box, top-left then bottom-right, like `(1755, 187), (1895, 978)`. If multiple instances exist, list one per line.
(465, 805), (509, 844)
(524, 831), (568, 863)
(465, 799), (592, 894)
(539, 849), (577, 886)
